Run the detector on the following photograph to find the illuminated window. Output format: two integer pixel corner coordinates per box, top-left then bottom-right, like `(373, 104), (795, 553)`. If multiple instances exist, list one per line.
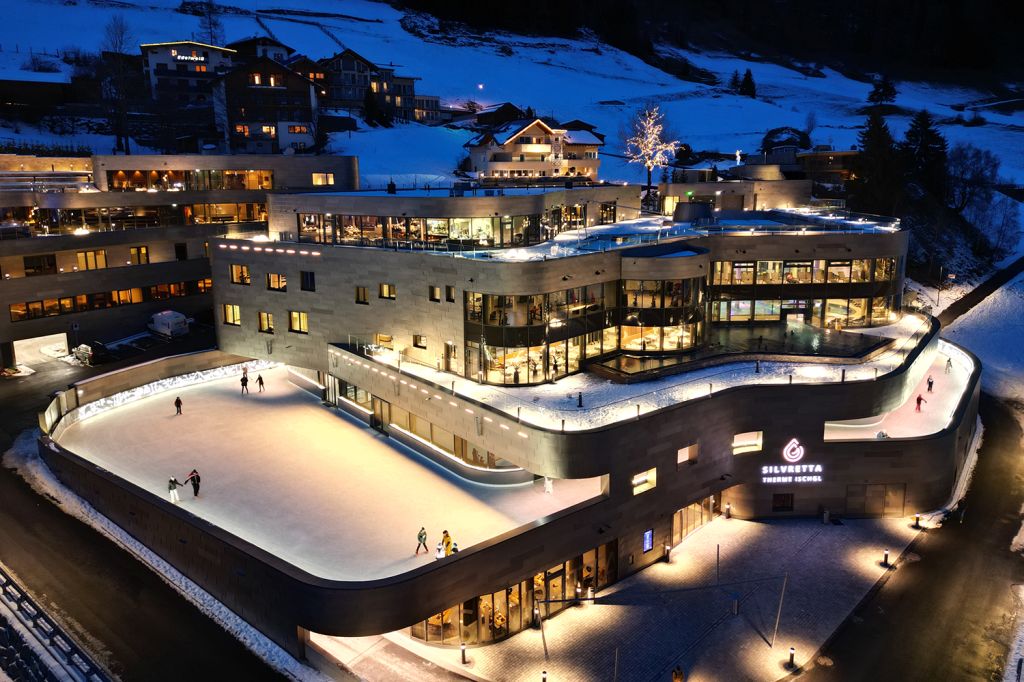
(379, 283), (396, 300)
(732, 431), (763, 455)
(413, 334), (427, 349)
(428, 286), (441, 302)
(267, 273), (287, 291)
(258, 311), (274, 333)
(222, 304), (240, 326)
(289, 310), (309, 334)
(229, 264), (250, 285)
(129, 246), (149, 265)
(194, 64), (207, 73)
(235, 124), (250, 137)
(445, 285), (456, 302)
(261, 125), (276, 138)
(355, 286), (368, 304)
(631, 467), (657, 495)
(76, 250), (107, 271)
(288, 125), (309, 134)
(677, 443), (698, 468)
(249, 72), (262, 85)
(311, 172), (334, 186)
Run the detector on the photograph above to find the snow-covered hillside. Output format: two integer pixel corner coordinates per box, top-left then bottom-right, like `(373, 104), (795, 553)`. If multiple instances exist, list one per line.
(0, 0), (1020, 187)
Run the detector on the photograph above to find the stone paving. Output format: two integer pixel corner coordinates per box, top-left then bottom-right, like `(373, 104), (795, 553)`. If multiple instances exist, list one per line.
(376, 516), (919, 681)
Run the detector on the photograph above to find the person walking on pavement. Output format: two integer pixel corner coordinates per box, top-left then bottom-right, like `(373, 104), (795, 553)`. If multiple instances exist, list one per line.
(442, 530), (453, 556)
(915, 394), (927, 412)
(256, 374), (265, 392)
(174, 396), (182, 415)
(945, 357), (953, 374)
(415, 527), (428, 555)
(184, 469), (201, 497)
(240, 375), (249, 395)
(927, 375), (934, 393)
(168, 477), (183, 504)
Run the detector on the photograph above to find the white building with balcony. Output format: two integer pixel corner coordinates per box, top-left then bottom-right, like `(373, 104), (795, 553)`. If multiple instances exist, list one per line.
(465, 119), (602, 182)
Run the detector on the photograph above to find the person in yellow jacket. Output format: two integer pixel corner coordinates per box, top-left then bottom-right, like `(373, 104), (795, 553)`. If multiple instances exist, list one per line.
(442, 530), (453, 556)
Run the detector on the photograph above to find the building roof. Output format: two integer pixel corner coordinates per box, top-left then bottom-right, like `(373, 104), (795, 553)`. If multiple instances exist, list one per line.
(465, 118), (557, 147)
(139, 40), (236, 53)
(226, 36), (295, 54)
(562, 129), (604, 146)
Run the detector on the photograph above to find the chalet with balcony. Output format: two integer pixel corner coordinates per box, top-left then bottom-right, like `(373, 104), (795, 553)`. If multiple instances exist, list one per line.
(140, 40), (235, 105)
(465, 119), (602, 182)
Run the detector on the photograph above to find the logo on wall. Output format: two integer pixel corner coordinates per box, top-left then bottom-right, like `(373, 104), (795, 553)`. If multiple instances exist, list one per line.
(782, 438), (805, 463)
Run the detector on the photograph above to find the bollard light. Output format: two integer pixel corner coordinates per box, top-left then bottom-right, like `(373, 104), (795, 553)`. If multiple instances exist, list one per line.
(665, 544), (672, 563)
(789, 646), (795, 667)
(914, 513), (921, 529)
(542, 671), (548, 682)
(575, 583), (582, 606)
(461, 642), (467, 665)
(725, 502), (732, 519)
(533, 606), (540, 628)
(883, 549), (890, 566)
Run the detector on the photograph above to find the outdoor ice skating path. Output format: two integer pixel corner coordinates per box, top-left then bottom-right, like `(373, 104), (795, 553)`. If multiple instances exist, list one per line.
(56, 366), (602, 581)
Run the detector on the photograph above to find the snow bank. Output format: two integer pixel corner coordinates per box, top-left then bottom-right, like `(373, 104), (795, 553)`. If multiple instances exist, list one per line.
(1, 430), (333, 682)
(943, 271), (1024, 402)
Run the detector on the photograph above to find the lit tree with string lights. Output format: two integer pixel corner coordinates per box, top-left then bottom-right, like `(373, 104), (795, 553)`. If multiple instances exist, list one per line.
(625, 106), (678, 209)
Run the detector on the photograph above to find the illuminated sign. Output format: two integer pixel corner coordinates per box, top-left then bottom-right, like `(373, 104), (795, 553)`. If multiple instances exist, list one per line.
(762, 438), (823, 484)
(176, 54), (206, 62)
(642, 529), (654, 553)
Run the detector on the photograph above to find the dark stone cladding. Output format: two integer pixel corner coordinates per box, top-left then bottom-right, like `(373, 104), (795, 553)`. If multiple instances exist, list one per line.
(36, 315), (982, 658)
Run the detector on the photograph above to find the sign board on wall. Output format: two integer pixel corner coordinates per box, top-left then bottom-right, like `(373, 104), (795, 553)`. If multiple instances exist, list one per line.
(761, 438), (824, 484)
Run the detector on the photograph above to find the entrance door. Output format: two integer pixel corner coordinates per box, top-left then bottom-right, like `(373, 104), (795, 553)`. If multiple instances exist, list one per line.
(371, 397), (390, 433)
(884, 484), (905, 517)
(544, 566), (566, 618)
(444, 342), (456, 373)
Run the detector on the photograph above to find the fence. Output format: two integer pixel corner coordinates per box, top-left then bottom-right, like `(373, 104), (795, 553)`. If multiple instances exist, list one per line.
(0, 563), (109, 682)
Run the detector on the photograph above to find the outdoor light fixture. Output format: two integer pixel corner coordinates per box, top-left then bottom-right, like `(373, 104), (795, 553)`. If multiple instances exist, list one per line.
(789, 647), (795, 667)
(883, 549), (890, 566)
(460, 642), (467, 665)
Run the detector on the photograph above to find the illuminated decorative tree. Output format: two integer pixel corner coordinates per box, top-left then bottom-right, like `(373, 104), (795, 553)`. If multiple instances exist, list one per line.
(625, 106), (678, 198)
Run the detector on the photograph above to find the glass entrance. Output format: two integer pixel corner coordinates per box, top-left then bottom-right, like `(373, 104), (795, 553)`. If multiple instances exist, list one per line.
(545, 566), (566, 618)
(371, 397), (390, 433)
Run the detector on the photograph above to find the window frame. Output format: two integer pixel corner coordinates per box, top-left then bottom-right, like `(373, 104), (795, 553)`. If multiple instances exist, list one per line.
(355, 286), (369, 305)
(258, 311), (274, 334)
(222, 303), (241, 326)
(289, 310), (309, 334)
(379, 283), (396, 300)
(266, 272), (287, 292)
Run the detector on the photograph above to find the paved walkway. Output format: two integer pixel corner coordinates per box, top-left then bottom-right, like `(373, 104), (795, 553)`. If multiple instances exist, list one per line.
(335, 516), (919, 681)
(56, 366), (600, 580)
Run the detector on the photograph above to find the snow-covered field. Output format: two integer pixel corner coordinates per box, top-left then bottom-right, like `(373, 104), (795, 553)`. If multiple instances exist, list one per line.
(943, 271), (1024, 403)
(0, 0), (1019, 186)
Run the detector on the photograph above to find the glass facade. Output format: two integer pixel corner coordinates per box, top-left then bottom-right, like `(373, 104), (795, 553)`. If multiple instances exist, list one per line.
(709, 256), (900, 328)
(0, 203), (266, 239)
(9, 278), (212, 322)
(463, 277), (705, 386)
(410, 540), (617, 646)
(106, 169), (272, 191)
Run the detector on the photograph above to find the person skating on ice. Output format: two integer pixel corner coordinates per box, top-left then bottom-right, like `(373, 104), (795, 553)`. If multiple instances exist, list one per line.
(184, 469), (201, 497)
(256, 374), (265, 392)
(241, 375), (249, 395)
(168, 476), (183, 504)
(174, 396), (182, 414)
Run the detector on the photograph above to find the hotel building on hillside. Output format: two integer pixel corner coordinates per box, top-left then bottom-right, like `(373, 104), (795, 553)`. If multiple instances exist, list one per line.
(465, 119), (603, 182)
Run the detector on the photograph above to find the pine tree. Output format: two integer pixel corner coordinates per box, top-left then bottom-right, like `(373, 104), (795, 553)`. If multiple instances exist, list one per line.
(849, 111), (902, 215)
(739, 69), (756, 98)
(728, 70), (741, 93)
(625, 106), (678, 197)
(198, 0), (224, 46)
(867, 75), (897, 105)
(900, 109), (948, 201)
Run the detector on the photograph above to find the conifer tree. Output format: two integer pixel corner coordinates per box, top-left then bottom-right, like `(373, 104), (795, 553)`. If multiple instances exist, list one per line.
(900, 110), (948, 201)
(867, 75), (897, 105)
(739, 69), (756, 98)
(728, 70), (741, 93)
(849, 111), (902, 215)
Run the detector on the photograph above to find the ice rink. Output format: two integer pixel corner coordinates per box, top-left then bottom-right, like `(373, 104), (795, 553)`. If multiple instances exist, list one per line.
(824, 345), (973, 440)
(56, 367), (602, 581)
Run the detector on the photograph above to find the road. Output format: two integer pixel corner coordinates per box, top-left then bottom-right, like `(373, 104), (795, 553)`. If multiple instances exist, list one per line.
(0, 328), (285, 682)
(804, 395), (1024, 681)
(937, 254), (1024, 327)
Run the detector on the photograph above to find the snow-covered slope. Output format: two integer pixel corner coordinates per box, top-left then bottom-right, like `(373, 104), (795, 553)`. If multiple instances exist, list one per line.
(1, 0), (1020, 186)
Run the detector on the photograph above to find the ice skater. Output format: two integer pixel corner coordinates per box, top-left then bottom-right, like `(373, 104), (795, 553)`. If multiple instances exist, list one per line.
(434, 541), (445, 560)
(168, 476), (183, 504)
(442, 530), (453, 556)
(945, 357), (953, 374)
(240, 375), (249, 395)
(184, 469), (201, 497)
(256, 374), (265, 392)
(174, 396), (182, 415)
(915, 394), (927, 412)
(415, 527), (428, 555)
(926, 375), (934, 393)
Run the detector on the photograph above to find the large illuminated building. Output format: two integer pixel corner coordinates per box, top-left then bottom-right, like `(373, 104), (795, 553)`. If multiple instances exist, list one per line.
(40, 185), (980, 669)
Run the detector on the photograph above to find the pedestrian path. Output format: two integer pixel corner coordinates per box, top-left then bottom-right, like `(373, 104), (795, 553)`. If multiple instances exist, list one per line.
(373, 516), (918, 681)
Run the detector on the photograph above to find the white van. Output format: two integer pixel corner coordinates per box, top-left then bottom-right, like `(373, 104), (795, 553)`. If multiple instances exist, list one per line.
(148, 310), (189, 338)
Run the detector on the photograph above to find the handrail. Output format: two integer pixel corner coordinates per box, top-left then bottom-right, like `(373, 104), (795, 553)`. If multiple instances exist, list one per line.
(0, 561), (111, 681)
